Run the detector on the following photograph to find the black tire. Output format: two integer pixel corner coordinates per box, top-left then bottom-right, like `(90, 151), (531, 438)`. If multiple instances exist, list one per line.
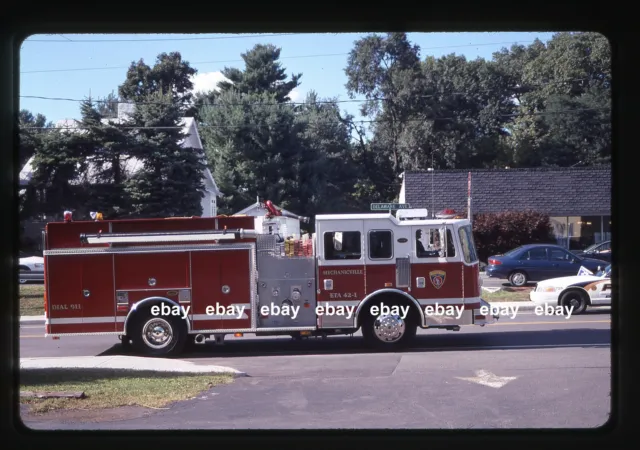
(360, 300), (418, 350)
(130, 306), (188, 357)
(559, 290), (588, 315)
(120, 335), (132, 351)
(509, 271), (528, 287)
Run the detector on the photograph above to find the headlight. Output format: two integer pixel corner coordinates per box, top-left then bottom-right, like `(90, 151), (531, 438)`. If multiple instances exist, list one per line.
(540, 286), (562, 293)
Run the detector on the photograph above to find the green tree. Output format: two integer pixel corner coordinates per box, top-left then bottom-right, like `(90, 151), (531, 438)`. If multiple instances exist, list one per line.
(345, 32), (426, 175)
(122, 91), (206, 217)
(494, 32), (611, 166)
(217, 44), (302, 103)
(118, 52), (197, 115)
(293, 91), (359, 215)
(18, 109), (52, 168)
(198, 89), (300, 215)
(27, 125), (92, 219)
(95, 91), (120, 119)
(70, 99), (133, 217)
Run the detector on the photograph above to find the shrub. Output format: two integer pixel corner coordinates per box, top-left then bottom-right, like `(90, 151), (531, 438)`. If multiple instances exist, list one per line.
(472, 210), (555, 262)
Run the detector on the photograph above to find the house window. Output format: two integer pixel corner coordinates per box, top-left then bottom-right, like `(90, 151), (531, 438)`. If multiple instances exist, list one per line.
(324, 231), (361, 260)
(211, 197), (216, 217)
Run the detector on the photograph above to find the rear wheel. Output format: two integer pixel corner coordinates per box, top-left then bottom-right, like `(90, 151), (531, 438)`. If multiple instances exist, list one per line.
(130, 307), (187, 357)
(361, 300), (418, 350)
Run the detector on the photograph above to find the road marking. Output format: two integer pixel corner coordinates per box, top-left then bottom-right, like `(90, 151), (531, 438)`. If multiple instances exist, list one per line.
(493, 320), (610, 326)
(20, 335), (43, 338)
(481, 287), (501, 293)
(20, 326), (43, 329)
(456, 370), (518, 388)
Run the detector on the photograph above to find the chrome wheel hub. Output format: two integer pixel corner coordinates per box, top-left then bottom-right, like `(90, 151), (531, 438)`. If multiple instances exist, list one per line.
(142, 318), (173, 349)
(512, 273), (525, 285)
(373, 314), (405, 343)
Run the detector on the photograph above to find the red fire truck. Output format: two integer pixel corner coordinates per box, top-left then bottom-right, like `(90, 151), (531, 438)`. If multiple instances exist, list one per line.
(41, 204), (498, 356)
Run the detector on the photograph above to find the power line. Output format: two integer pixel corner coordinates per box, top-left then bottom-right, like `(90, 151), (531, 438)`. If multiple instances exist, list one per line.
(19, 107), (610, 131)
(20, 53), (349, 74)
(19, 40), (540, 74)
(18, 77), (602, 107)
(23, 33), (300, 43)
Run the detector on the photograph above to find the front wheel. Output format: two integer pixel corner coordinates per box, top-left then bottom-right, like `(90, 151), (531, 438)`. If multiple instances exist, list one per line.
(361, 302), (417, 350)
(131, 311), (187, 357)
(509, 271), (528, 286)
(559, 290), (588, 315)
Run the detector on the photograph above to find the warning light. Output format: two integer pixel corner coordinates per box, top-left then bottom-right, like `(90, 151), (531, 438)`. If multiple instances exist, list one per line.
(234, 332), (243, 337)
(300, 331), (312, 336)
(63, 211), (72, 222)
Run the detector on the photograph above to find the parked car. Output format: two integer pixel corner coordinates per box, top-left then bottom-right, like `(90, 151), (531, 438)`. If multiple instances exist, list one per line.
(485, 244), (609, 286)
(572, 240), (611, 263)
(18, 251), (44, 284)
(529, 264), (611, 314)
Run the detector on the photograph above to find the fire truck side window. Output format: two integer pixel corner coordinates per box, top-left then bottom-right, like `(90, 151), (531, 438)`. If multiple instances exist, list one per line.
(458, 225), (479, 263)
(368, 230), (393, 259)
(445, 229), (456, 257)
(415, 228), (442, 258)
(324, 231), (362, 260)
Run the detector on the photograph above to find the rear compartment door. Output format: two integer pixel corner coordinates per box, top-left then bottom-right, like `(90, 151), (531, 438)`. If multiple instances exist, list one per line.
(46, 254), (117, 334)
(80, 254), (116, 332)
(46, 254), (84, 335)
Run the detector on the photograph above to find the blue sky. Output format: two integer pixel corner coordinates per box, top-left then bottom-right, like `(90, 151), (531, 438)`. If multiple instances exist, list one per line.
(19, 32), (555, 124)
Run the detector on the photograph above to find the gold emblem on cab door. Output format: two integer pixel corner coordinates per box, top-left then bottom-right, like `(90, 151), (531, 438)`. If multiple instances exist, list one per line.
(429, 270), (446, 289)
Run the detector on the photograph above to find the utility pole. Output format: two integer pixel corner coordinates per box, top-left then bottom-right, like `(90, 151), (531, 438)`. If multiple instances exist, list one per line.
(429, 152), (435, 218)
(468, 172), (472, 223)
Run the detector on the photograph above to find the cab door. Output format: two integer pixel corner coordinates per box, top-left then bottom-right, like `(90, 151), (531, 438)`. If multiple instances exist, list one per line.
(316, 219), (365, 328)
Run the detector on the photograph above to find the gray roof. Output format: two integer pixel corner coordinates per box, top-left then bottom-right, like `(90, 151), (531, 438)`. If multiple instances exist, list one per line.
(403, 165), (611, 217)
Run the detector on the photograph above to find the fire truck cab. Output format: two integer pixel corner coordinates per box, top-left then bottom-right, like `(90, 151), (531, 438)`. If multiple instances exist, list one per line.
(41, 206), (497, 357)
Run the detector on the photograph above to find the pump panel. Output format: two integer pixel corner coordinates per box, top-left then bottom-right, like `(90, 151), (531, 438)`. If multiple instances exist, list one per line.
(256, 235), (317, 328)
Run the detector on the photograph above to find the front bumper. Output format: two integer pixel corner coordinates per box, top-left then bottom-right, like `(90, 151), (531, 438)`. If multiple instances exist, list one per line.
(529, 290), (559, 305)
(473, 298), (500, 326)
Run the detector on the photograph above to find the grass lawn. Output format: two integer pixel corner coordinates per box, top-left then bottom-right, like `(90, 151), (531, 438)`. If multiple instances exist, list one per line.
(20, 284), (45, 316)
(482, 287), (533, 302)
(20, 368), (235, 414)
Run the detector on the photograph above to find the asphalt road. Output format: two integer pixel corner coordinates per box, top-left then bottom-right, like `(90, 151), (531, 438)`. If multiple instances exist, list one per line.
(20, 310), (611, 430)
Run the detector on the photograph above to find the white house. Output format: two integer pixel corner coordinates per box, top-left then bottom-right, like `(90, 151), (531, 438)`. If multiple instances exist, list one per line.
(233, 199), (301, 239)
(19, 103), (222, 217)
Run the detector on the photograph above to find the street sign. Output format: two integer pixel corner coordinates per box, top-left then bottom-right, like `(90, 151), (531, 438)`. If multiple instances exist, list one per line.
(371, 203), (412, 211)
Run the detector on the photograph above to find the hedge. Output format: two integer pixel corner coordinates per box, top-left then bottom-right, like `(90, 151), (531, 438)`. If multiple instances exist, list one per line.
(471, 210), (555, 262)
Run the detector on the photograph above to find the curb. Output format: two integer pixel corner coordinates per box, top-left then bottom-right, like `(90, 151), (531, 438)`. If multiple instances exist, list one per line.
(19, 356), (248, 378)
(20, 316), (44, 326)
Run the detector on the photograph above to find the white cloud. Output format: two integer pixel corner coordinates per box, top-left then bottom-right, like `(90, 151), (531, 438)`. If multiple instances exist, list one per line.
(190, 71), (231, 94)
(288, 88), (304, 103)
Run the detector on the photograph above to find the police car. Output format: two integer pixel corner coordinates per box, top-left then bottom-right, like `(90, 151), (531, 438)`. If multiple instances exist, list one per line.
(529, 264), (612, 315)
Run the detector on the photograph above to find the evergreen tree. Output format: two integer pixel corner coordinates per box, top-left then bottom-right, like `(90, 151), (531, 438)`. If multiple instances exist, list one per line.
(123, 91), (206, 217)
(217, 44), (302, 103)
(75, 99), (132, 217)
